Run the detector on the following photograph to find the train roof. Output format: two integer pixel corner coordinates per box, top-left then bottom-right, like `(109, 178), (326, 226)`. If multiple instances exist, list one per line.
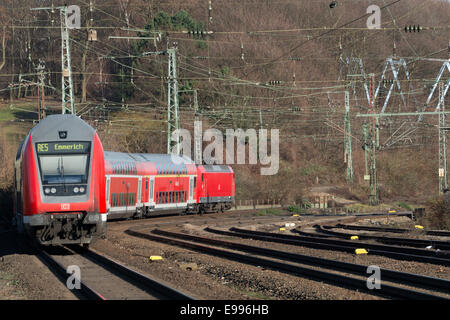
(200, 165), (233, 173)
(30, 114), (95, 142)
(104, 151), (194, 164)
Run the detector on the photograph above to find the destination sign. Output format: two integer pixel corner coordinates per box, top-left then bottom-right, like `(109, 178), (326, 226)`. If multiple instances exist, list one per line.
(36, 142), (91, 154)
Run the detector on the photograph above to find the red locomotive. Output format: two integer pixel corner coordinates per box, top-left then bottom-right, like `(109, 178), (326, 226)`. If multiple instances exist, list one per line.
(14, 115), (235, 245)
(13, 114), (107, 245)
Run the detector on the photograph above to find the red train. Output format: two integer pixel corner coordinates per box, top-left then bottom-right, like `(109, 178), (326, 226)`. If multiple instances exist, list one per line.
(14, 115), (235, 245)
(105, 152), (234, 220)
(14, 115), (107, 245)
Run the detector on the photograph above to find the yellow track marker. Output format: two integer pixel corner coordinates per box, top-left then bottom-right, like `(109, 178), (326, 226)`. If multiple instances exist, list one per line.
(149, 256), (163, 261)
(350, 236), (359, 240)
(292, 214), (299, 217)
(414, 225), (424, 229)
(279, 227), (286, 231)
(388, 210), (396, 213)
(355, 248), (368, 254)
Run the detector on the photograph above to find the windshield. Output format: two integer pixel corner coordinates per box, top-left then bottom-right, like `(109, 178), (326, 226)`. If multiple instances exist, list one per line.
(36, 141), (91, 185)
(39, 154), (89, 184)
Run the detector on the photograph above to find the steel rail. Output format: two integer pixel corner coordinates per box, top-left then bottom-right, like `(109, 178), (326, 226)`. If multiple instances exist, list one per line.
(318, 225), (450, 250)
(200, 228), (450, 294)
(38, 249), (106, 300)
(18, 236), (193, 300)
(220, 227), (450, 266)
(126, 228), (447, 300)
(78, 247), (195, 300)
(336, 223), (450, 237)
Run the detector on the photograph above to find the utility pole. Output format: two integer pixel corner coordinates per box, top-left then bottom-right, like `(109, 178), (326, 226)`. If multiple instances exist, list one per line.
(180, 88), (201, 163)
(193, 89), (202, 164)
(344, 91), (353, 182)
(368, 74), (379, 205)
(36, 60), (46, 121)
(439, 81), (448, 193)
(167, 47), (180, 155)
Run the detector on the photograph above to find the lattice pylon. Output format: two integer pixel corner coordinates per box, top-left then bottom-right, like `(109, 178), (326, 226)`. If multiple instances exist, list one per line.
(167, 48), (180, 154)
(61, 8), (75, 114)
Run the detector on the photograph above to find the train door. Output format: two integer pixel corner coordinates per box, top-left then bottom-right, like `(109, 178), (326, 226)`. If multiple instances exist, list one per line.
(203, 173), (209, 201)
(137, 177), (142, 207)
(189, 176), (194, 202)
(149, 176), (155, 203)
(106, 176), (111, 211)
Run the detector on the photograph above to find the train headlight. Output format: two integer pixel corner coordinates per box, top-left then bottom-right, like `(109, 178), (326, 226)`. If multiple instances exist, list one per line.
(51, 188), (57, 194)
(79, 187), (85, 193)
(44, 188), (50, 194)
(73, 187), (79, 193)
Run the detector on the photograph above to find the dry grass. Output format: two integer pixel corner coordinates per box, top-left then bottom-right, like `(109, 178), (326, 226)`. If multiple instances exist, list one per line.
(420, 196), (450, 230)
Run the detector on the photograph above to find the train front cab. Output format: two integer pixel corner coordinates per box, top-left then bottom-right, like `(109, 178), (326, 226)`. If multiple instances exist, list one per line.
(14, 115), (106, 245)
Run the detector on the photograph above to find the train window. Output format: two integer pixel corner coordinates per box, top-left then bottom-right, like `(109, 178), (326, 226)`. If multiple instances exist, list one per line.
(202, 174), (204, 182)
(38, 154), (89, 185)
(194, 177), (197, 188)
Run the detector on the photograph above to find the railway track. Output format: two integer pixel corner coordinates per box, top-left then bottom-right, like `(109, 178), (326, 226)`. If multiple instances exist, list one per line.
(29, 242), (194, 300)
(315, 225), (450, 251)
(213, 227), (450, 266)
(335, 223), (450, 237)
(126, 227), (449, 300)
(110, 210), (415, 235)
